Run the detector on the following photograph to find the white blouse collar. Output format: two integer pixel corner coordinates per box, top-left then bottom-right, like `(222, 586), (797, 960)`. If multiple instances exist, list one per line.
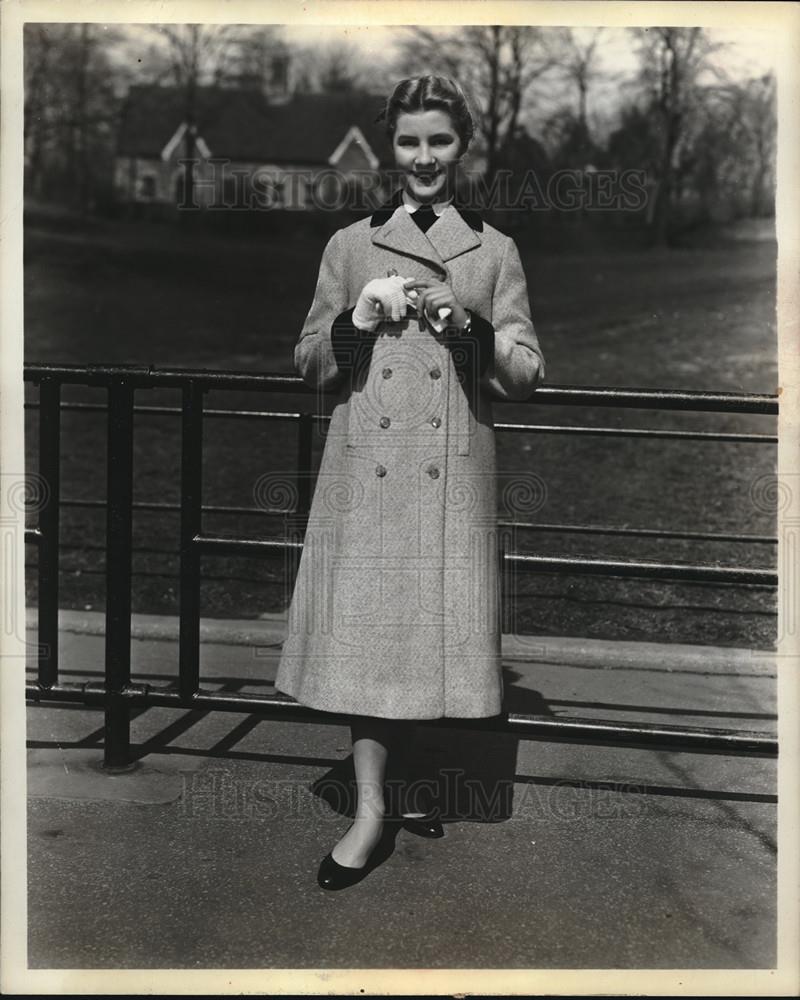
(401, 189), (454, 217)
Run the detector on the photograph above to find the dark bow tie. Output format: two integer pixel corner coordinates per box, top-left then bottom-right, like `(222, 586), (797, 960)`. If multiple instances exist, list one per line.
(411, 203), (438, 233)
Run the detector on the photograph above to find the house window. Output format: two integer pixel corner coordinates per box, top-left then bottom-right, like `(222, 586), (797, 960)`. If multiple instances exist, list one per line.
(140, 174), (157, 200)
(270, 55), (289, 94)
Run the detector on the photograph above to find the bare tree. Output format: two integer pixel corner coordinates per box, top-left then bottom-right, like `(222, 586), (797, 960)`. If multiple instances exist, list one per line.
(148, 25), (237, 207)
(557, 27), (606, 130)
(291, 38), (389, 94)
(395, 26), (560, 178)
(151, 24), (236, 88)
(631, 27), (722, 244)
(714, 74), (776, 216)
(24, 23), (57, 198)
(221, 26), (287, 89)
(317, 41), (364, 92)
(24, 23), (121, 209)
(535, 28), (611, 169)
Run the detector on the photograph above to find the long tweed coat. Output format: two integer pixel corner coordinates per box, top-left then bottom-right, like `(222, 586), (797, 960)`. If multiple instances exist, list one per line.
(274, 195), (545, 719)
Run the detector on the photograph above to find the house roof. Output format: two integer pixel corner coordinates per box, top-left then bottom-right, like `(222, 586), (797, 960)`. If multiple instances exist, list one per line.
(117, 84), (392, 166)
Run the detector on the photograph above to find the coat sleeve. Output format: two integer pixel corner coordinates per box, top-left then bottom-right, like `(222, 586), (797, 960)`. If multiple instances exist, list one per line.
(480, 236), (545, 401)
(294, 230), (374, 391)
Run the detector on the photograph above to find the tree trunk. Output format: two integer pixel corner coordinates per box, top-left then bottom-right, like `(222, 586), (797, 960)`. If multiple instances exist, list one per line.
(76, 24), (90, 213)
(651, 106), (680, 247)
(484, 27), (502, 181)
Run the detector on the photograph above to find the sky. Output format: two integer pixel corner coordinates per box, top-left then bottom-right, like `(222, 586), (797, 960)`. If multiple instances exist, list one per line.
(280, 23), (779, 78)
(114, 22), (779, 82)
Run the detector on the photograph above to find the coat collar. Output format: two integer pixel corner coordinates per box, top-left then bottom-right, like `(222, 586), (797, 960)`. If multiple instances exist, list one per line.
(371, 186), (484, 231)
(370, 186), (483, 271)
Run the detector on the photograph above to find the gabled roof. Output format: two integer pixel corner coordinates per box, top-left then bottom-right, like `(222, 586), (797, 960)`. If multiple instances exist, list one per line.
(329, 124), (380, 170)
(117, 84), (392, 167)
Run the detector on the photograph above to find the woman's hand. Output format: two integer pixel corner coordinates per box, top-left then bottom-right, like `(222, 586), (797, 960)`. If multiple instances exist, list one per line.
(352, 276), (411, 330)
(403, 278), (469, 330)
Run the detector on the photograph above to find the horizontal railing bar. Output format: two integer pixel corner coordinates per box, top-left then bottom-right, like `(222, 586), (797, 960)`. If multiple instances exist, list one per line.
(524, 385), (778, 415)
(25, 400), (776, 444)
(193, 534), (775, 586)
(501, 521), (776, 544)
(23, 364), (778, 414)
(25, 364), (308, 393)
(57, 498), (289, 518)
(509, 553), (776, 586)
(496, 423), (777, 444)
(24, 400), (310, 422)
(532, 385), (778, 414)
(44, 497), (779, 544)
(196, 535), (302, 554)
(24, 683), (777, 756)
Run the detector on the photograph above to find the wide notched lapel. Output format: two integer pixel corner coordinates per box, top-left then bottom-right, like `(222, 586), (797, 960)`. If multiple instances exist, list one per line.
(370, 189), (484, 273)
(370, 206), (449, 276)
(425, 204), (482, 262)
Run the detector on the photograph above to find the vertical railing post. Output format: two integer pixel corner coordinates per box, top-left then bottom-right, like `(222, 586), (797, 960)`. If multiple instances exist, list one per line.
(178, 381), (204, 699)
(104, 375), (136, 769)
(37, 378), (61, 689)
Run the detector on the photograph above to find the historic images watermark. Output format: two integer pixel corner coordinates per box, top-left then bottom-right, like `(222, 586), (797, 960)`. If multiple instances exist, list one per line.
(174, 161), (651, 214)
(177, 768), (650, 822)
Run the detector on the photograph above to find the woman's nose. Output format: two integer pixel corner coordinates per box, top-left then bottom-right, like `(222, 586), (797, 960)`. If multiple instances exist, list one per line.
(415, 144), (434, 166)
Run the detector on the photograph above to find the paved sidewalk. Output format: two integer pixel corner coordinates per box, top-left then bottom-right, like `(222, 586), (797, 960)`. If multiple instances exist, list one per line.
(26, 613), (777, 969)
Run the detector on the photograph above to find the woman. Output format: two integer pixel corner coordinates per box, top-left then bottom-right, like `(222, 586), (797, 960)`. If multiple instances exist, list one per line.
(275, 75), (545, 890)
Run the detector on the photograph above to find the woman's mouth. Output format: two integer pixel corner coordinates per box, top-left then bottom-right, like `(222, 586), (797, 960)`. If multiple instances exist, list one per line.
(412, 171), (442, 185)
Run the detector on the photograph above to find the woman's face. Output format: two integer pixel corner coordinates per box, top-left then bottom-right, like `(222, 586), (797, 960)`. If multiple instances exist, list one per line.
(392, 109), (461, 204)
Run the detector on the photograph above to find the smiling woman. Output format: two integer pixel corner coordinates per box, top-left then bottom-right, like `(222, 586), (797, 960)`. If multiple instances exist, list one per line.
(381, 76), (475, 204)
(273, 74), (545, 891)
(394, 109), (459, 200)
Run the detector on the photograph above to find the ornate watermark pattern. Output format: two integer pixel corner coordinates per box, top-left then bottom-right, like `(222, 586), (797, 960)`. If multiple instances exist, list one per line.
(501, 472), (548, 517)
(749, 472), (792, 515)
(174, 161), (651, 214)
(2, 473), (50, 656)
(253, 464), (541, 649)
(1, 471), (50, 519)
(749, 473), (799, 655)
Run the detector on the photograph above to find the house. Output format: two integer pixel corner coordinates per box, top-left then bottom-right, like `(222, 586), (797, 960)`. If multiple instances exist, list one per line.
(114, 83), (393, 212)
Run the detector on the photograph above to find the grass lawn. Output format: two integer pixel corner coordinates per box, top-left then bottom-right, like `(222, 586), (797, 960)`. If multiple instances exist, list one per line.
(23, 206), (778, 646)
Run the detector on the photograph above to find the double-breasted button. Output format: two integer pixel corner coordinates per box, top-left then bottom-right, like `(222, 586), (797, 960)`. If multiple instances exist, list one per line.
(427, 466), (440, 479)
(430, 368), (442, 380)
(379, 416), (391, 428)
(430, 416), (442, 428)
(382, 367), (393, 379)
(375, 464), (387, 477)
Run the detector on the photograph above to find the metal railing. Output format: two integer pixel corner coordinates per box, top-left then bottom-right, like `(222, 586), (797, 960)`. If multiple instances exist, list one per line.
(23, 362), (779, 767)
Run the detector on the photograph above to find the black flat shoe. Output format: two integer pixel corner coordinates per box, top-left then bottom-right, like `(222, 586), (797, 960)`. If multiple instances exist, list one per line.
(401, 811), (444, 839)
(317, 820), (400, 891)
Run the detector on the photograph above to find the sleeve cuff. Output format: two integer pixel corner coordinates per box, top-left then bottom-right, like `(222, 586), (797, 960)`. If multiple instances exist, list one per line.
(330, 307), (378, 374)
(445, 311), (495, 384)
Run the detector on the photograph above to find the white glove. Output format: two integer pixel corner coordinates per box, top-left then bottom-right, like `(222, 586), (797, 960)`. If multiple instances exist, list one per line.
(391, 273), (452, 332)
(352, 276), (413, 331)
